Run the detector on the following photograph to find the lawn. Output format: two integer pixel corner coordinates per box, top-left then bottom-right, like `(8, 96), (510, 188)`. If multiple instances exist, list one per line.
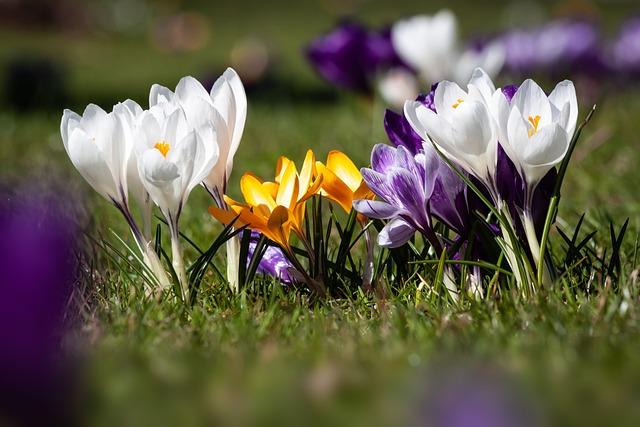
(2, 1), (640, 426)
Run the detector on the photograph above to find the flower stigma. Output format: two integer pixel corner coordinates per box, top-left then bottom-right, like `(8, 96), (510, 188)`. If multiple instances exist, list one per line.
(452, 98), (464, 109)
(527, 115), (541, 137)
(154, 141), (171, 158)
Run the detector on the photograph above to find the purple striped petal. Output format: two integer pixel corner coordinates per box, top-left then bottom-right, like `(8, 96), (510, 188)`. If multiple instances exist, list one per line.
(353, 199), (400, 219)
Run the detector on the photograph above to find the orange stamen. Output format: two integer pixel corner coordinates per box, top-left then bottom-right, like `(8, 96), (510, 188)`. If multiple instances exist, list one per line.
(154, 141), (171, 158)
(452, 98), (464, 109)
(527, 115), (541, 137)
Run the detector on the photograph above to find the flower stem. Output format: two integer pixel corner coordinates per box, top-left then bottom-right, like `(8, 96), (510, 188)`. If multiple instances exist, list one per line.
(226, 234), (241, 293)
(170, 224), (188, 301)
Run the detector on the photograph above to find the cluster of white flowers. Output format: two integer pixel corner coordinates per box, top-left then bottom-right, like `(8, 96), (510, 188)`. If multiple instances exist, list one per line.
(404, 67), (577, 285)
(61, 68), (246, 295)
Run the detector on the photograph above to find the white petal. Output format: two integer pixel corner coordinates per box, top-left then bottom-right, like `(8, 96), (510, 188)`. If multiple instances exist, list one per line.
(523, 123), (568, 168)
(149, 84), (174, 107)
(548, 80), (578, 136)
(175, 76), (211, 103)
(211, 67), (247, 180)
(435, 80), (467, 120)
(67, 128), (119, 202)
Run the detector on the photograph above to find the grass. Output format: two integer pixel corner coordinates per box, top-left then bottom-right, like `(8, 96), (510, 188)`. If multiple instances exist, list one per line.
(2, 1), (640, 426)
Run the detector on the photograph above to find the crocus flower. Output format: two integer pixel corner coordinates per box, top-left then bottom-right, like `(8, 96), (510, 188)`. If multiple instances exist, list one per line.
(495, 78), (577, 266)
(404, 68), (502, 196)
(353, 143), (441, 250)
(496, 78), (577, 192)
(136, 103), (219, 295)
(209, 150), (322, 257)
(61, 102), (170, 291)
(61, 104), (135, 232)
(306, 21), (405, 94)
(149, 69), (247, 291)
(149, 68), (247, 207)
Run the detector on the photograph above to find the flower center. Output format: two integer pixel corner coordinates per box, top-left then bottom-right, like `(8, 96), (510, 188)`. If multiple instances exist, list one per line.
(154, 141), (171, 158)
(527, 115), (541, 137)
(452, 98), (464, 109)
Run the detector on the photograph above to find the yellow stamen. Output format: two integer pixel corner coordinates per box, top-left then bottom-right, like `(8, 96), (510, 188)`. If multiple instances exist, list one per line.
(527, 115), (541, 137)
(452, 98), (464, 109)
(154, 141), (171, 158)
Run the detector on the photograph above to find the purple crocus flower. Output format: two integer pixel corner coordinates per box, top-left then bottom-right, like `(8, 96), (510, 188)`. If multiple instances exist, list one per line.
(353, 143), (442, 251)
(306, 21), (406, 94)
(247, 231), (294, 283)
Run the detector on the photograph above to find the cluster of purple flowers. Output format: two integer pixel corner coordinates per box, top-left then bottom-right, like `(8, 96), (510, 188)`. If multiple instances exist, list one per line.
(306, 12), (640, 102)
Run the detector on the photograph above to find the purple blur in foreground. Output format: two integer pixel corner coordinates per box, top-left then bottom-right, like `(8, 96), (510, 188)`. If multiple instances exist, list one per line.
(0, 185), (79, 426)
(412, 364), (542, 427)
(247, 231), (294, 283)
(306, 21), (405, 93)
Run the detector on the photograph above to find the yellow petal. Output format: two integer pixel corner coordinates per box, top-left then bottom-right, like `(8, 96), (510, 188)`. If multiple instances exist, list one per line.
(326, 150), (362, 192)
(209, 205), (244, 226)
(315, 162), (354, 213)
(275, 160), (299, 209)
(241, 173), (277, 215)
(263, 181), (279, 199)
(275, 156), (292, 184)
(300, 173), (323, 202)
(298, 149), (316, 198)
(267, 205), (292, 249)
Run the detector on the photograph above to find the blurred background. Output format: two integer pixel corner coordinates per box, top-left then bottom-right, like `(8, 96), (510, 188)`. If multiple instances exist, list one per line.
(2, 1), (640, 426)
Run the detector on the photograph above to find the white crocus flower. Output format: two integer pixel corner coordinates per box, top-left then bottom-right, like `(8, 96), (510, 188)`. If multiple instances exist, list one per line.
(149, 69), (247, 292)
(114, 99), (155, 241)
(61, 103), (170, 293)
(404, 68), (502, 196)
(496, 78), (578, 268)
(497, 79), (577, 189)
(149, 68), (247, 207)
(392, 10), (458, 84)
(61, 104), (131, 214)
(137, 104), (220, 296)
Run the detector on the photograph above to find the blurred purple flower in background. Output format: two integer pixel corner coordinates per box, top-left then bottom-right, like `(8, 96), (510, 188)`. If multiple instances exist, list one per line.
(611, 16), (640, 78)
(306, 21), (407, 94)
(498, 19), (604, 78)
(0, 182), (82, 426)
